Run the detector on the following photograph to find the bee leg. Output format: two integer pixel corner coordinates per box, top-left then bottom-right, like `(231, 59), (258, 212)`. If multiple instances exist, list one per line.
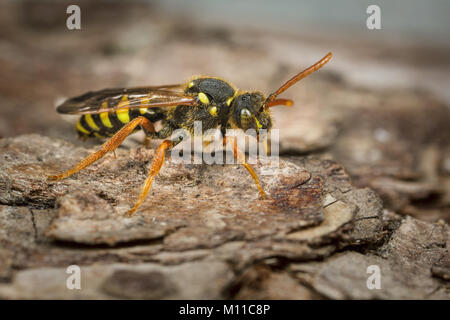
(224, 136), (267, 199)
(141, 122), (160, 148)
(126, 135), (183, 216)
(143, 136), (152, 148)
(48, 116), (155, 181)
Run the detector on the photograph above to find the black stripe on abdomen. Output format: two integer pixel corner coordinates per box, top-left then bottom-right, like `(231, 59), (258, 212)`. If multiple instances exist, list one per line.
(76, 108), (164, 139)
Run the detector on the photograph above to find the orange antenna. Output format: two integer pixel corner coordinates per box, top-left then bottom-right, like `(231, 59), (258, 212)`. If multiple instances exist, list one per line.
(264, 52), (332, 109)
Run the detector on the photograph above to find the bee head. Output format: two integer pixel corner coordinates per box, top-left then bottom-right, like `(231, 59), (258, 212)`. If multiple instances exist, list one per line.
(228, 53), (333, 135)
(230, 92), (272, 134)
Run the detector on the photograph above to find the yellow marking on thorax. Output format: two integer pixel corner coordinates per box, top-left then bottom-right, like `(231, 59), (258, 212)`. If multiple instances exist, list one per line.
(76, 120), (90, 134)
(226, 91), (238, 107)
(209, 106), (218, 116)
(116, 96), (130, 124)
(198, 92), (209, 105)
(85, 114), (100, 131)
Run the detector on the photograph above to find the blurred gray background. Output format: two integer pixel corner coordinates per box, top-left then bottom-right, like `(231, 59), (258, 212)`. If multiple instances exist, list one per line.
(160, 0), (450, 45)
(157, 0), (450, 102)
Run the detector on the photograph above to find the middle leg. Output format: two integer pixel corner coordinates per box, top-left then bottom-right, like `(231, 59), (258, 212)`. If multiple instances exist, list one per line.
(126, 134), (183, 216)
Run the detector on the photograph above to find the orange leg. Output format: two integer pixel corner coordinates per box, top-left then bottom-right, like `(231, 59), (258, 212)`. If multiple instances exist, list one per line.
(48, 116), (155, 181)
(126, 139), (173, 216)
(224, 136), (267, 199)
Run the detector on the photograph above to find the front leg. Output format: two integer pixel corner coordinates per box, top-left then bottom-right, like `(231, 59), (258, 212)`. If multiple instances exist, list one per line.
(224, 136), (267, 199)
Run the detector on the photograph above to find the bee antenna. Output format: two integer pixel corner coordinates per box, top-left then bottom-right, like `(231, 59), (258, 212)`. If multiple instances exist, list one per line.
(264, 52), (333, 109)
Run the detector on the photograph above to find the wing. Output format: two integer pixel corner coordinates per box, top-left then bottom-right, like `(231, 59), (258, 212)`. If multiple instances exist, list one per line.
(56, 84), (198, 115)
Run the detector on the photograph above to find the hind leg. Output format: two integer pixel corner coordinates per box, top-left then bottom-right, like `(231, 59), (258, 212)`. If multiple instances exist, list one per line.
(48, 116), (155, 181)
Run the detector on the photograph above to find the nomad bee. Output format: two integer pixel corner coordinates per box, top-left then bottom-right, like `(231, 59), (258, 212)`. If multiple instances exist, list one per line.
(49, 52), (332, 215)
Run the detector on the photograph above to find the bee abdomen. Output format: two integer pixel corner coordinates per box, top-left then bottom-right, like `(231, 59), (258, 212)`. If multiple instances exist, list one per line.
(76, 108), (164, 139)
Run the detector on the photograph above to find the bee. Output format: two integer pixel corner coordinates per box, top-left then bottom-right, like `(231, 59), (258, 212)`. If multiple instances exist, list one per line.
(49, 52), (332, 215)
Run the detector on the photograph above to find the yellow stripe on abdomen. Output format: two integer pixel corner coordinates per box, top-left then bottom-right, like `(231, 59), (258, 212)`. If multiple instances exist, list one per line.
(116, 108), (130, 123)
(93, 132), (105, 139)
(116, 95), (130, 124)
(76, 120), (90, 135)
(100, 112), (113, 128)
(85, 114), (100, 131)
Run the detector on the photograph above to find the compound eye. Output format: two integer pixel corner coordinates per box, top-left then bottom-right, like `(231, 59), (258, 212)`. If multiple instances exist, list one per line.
(198, 92), (210, 105)
(209, 106), (218, 116)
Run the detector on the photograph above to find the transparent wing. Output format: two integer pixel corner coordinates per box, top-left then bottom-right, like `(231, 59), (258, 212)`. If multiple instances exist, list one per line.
(56, 84), (198, 115)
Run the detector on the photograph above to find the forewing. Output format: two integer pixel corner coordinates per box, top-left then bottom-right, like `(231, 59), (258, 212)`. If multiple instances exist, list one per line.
(56, 85), (197, 115)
